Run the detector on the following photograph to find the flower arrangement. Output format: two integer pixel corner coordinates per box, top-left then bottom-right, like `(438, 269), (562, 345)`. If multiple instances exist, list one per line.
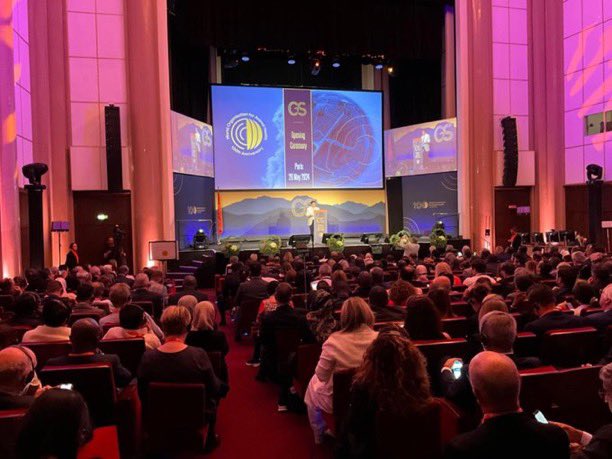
(326, 233), (345, 252)
(389, 229), (412, 250)
(260, 235), (282, 257)
(429, 221), (448, 250)
(223, 239), (242, 256)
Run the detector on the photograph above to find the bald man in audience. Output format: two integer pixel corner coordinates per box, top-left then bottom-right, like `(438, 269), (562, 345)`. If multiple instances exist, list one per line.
(0, 346), (41, 409)
(430, 275), (451, 292)
(444, 352), (569, 459)
(47, 318), (132, 387)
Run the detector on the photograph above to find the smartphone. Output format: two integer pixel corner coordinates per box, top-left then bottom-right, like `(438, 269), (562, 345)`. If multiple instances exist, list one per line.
(533, 410), (548, 424)
(58, 383), (73, 391)
(451, 360), (463, 380)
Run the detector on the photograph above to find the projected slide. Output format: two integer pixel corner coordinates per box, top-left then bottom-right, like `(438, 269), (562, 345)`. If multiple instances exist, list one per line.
(385, 118), (457, 177)
(211, 85), (382, 190)
(171, 111), (214, 177)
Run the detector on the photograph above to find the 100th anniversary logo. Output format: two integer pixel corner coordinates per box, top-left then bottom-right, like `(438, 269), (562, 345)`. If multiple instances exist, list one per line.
(225, 113), (268, 156)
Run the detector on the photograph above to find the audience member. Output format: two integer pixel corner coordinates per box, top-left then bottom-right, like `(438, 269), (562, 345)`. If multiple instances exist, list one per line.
(463, 259), (497, 287)
(130, 273), (164, 318)
(369, 285), (404, 322)
(586, 284), (612, 330)
(428, 287), (454, 319)
(103, 304), (161, 349)
(168, 275), (208, 305)
(306, 291), (340, 344)
(525, 284), (586, 336)
(0, 346), (41, 409)
(9, 292), (41, 328)
(404, 295), (450, 340)
(71, 283), (105, 319)
(22, 298), (71, 343)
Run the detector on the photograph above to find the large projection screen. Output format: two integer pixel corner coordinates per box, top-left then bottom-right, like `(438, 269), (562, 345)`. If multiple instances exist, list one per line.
(211, 85), (383, 190)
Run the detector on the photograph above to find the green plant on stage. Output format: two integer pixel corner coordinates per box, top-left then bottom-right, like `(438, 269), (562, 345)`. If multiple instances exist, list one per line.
(326, 234), (345, 252)
(260, 235), (282, 257)
(429, 221), (448, 250)
(389, 229), (412, 250)
(223, 239), (242, 257)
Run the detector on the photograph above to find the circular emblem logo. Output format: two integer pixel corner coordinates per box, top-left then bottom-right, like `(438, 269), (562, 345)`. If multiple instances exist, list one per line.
(291, 197), (312, 218)
(225, 113), (267, 156)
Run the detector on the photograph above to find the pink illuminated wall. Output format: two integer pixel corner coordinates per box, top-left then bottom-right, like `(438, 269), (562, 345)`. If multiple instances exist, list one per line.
(563, 0), (612, 183)
(491, 0), (534, 185)
(12, 0), (33, 187)
(66, 0), (131, 190)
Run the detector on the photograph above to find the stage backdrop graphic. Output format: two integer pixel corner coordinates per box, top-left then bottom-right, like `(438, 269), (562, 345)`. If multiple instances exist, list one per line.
(171, 111), (214, 177)
(218, 190), (386, 238)
(401, 172), (458, 237)
(211, 85), (383, 190)
(385, 117), (457, 177)
(173, 173), (215, 250)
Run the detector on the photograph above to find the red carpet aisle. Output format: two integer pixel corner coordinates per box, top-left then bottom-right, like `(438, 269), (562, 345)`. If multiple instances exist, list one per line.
(206, 323), (333, 459)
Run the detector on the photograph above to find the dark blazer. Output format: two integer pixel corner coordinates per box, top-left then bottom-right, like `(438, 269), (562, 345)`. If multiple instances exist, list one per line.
(572, 424), (612, 459)
(371, 305), (405, 323)
(585, 310), (612, 330)
(168, 289), (209, 306)
(114, 275), (134, 288)
(524, 310), (586, 336)
(186, 330), (230, 383)
(65, 250), (79, 270)
(444, 412), (569, 459)
(47, 352), (132, 387)
(71, 302), (105, 319)
(131, 288), (164, 314)
(235, 277), (269, 305)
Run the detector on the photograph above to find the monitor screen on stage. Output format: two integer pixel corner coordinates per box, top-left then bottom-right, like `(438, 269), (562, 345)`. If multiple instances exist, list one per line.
(171, 111), (214, 177)
(211, 85), (383, 190)
(385, 117), (457, 178)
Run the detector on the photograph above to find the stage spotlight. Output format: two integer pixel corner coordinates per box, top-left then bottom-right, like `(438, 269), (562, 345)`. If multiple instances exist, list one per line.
(387, 66), (394, 75)
(193, 228), (208, 250)
(241, 52), (250, 62)
(22, 163), (48, 187)
(586, 163), (603, 183)
(332, 58), (341, 68)
(374, 62), (384, 70)
(287, 55), (296, 65)
(310, 58), (321, 76)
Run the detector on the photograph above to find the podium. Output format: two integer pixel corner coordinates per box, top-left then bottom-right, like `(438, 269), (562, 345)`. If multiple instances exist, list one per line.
(314, 209), (327, 243)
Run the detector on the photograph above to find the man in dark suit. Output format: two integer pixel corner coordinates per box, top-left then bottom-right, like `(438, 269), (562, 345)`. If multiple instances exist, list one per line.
(369, 285), (404, 322)
(260, 282), (314, 411)
(524, 283), (586, 336)
(168, 275), (208, 305)
(114, 265), (135, 288)
(71, 283), (105, 320)
(131, 273), (164, 318)
(234, 262), (269, 340)
(444, 351), (569, 459)
(47, 318), (132, 387)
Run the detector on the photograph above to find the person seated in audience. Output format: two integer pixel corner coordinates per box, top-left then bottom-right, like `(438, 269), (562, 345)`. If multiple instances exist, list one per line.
(434, 262), (461, 287)
(369, 266), (389, 289)
(331, 279), (352, 309)
(307, 290), (340, 344)
(369, 285), (404, 322)
(186, 301), (229, 382)
(168, 274), (208, 305)
(463, 258), (497, 287)
(103, 304), (161, 349)
(477, 296), (508, 322)
(554, 265), (579, 303)
(257, 280), (281, 317)
(428, 287), (454, 319)
(508, 271), (536, 307)
(307, 280), (331, 311)
(443, 351), (569, 459)
(352, 271), (373, 298)
(0, 277), (21, 297)
(338, 326), (432, 458)
(218, 262), (244, 326)
(430, 274), (452, 292)
(464, 280), (493, 317)
(130, 273), (164, 317)
(496, 262), (516, 297)
(586, 284), (612, 330)
(590, 263), (610, 295)
(404, 295), (450, 340)
(292, 259), (311, 293)
(100, 283), (163, 339)
(234, 262), (270, 338)
(539, 260), (555, 280)
(568, 280), (597, 315)
(414, 264), (429, 285)
(524, 284), (586, 336)
(71, 283), (105, 320)
(114, 265), (134, 287)
(8, 292), (41, 328)
(148, 269), (168, 302)
(260, 283), (314, 409)
(138, 306), (227, 452)
(0, 346), (42, 409)
(22, 298), (71, 343)
(91, 282), (112, 311)
(177, 294), (198, 318)
(388, 279), (418, 307)
(549, 363), (612, 458)
(305, 297), (377, 444)
(46, 318), (132, 387)
(315, 263), (333, 287)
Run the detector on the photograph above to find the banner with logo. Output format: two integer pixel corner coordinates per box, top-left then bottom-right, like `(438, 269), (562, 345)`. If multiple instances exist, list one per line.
(211, 85), (383, 190)
(173, 173), (215, 250)
(217, 189), (385, 238)
(170, 111), (214, 177)
(401, 172), (458, 237)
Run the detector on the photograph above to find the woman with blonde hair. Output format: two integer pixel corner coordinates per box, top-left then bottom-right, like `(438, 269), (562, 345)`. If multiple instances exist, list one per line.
(339, 326), (433, 458)
(304, 297), (378, 444)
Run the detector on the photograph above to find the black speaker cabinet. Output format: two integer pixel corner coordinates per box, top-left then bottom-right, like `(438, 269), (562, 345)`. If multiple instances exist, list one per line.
(501, 117), (518, 187)
(104, 105), (123, 192)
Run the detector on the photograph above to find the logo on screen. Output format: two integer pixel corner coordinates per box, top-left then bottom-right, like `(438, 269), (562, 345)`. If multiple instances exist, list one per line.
(225, 113), (267, 156)
(433, 121), (455, 143)
(288, 101), (307, 117)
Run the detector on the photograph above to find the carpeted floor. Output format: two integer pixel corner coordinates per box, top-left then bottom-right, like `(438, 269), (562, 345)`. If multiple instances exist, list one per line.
(206, 322), (334, 459)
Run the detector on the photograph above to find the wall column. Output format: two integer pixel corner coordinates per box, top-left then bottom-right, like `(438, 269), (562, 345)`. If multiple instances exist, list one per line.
(125, 0), (174, 269)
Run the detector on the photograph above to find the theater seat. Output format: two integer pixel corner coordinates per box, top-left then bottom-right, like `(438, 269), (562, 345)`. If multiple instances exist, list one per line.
(132, 301), (155, 319)
(514, 331), (538, 358)
(331, 368), (357, 434)
(0, 409), (26, 459)
(540, 327), (599, 367)
(78, 426), (120, 459)
(235, 298), (261, 340)
(450, 301), (472, 317)
(441, 317), (469, 338)
(375, 398), (460, 459)
(99, 338), (145, 375)
(414, 338), (469, 395)
(293, 343), (322, 398)
(23, 341), (71, 369)
(0, 325), (31, 348)
(373, 321), (403, 331)
(40, 363), (117, 426)
(69, 312), (102, 326)
(144, 382), (208, 453)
